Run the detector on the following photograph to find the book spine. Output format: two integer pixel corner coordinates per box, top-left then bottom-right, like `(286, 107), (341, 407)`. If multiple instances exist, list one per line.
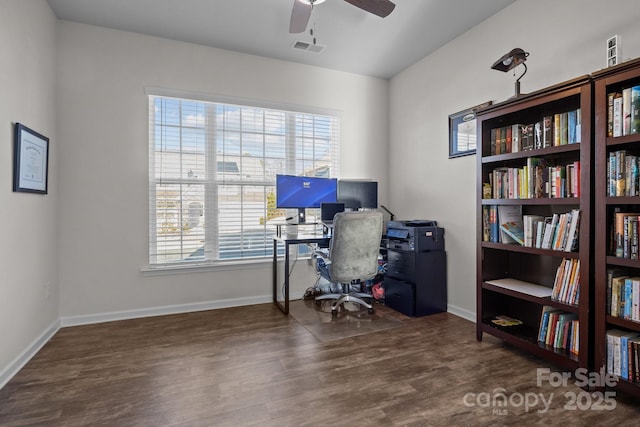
(511, 124), (521, 152)
(623, 87), (632, 136)
(567, 110), (577, 144)
(614, 93), (623, 137)
(632, 85), (640, 134)
(534, 121), (542, 150)
(554, 114), (561, 146)
(490, 128), (497, 156)
(543, 116), (553, 148)
(608, 92), (615, 137)
(560, 112), (568, 145)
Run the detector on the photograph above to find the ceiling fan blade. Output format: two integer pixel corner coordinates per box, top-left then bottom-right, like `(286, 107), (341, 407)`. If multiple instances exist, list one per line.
(343, 0), (396, 18)
(289, 0), (312, 33)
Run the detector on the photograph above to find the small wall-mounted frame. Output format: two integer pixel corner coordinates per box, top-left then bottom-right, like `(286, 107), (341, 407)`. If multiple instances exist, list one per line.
(13, 123), (50, 194)
(449, 101), (492, 158)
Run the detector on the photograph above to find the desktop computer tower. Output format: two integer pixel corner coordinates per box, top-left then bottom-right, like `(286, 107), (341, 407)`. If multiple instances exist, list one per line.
(383, 249), (447, 317)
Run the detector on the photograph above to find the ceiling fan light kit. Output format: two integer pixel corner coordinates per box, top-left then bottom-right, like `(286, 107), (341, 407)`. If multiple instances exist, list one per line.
(289, 0), (396, 34)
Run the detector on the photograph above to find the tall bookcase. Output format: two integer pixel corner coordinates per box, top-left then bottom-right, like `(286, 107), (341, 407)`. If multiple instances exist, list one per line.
(593, 58), (640, 397)
(476, 76), (592, 371)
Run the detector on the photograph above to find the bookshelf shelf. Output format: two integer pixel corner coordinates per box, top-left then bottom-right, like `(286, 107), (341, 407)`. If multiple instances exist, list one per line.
(477, 75), (591, 371)
(481, 198), (579, 206)
(482, 281), (578, 312)
(606, 134), (640, 147)
(482, 241), (580, 258)
(606, 315), (640, 332)
(593, 57), (640, 398)
(481, 143), (580, 164)
(606, 256), (640, 268)
(605, 196), (640, 204)
(478, 323), (580, 370)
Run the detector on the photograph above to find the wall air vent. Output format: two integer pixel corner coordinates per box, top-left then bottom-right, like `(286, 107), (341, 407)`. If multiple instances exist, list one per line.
(292, 40), (325, 54)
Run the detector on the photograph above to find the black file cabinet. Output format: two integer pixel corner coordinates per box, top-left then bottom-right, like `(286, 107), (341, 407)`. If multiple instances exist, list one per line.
(384, 249), (447, 317)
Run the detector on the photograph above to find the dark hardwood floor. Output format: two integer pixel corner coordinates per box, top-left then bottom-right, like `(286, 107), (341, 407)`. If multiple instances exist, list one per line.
(1, 302), (640, 426)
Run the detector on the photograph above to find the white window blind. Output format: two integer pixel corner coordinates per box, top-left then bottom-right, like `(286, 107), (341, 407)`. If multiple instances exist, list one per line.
(148, 94), (340, 266)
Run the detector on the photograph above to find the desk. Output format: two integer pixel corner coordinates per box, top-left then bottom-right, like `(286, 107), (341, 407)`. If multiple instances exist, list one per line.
(272, 233), (329, 314)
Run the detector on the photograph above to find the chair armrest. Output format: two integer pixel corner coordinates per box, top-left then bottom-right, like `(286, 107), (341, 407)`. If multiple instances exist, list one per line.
(312, 248), (331, 264)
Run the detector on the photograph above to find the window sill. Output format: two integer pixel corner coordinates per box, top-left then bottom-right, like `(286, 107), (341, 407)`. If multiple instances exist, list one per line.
(141, 259), (273, 277)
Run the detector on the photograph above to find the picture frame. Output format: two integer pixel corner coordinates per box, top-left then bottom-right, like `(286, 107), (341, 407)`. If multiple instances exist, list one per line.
(449, 101), (492, 158)
(13, 123), (50, 194)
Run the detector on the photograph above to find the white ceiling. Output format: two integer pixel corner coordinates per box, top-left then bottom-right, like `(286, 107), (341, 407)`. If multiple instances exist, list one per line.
(46, 0), (515, 79)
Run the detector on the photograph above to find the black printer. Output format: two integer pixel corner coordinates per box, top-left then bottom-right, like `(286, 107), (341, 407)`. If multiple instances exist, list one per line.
(386, 220), (445, 252)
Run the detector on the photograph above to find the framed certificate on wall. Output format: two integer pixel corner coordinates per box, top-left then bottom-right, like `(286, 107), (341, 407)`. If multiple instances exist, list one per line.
(449, 101), (492, 158)
(13, 122), (50, 194)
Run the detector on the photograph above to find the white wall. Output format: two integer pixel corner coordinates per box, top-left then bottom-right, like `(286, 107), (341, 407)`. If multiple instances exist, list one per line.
(389, 0), (640, 320)
(55, 22), (389, 320)
(0, 0), (58, 386)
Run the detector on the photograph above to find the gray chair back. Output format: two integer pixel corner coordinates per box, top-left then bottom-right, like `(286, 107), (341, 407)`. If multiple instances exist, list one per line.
(328, 210), (383, 283)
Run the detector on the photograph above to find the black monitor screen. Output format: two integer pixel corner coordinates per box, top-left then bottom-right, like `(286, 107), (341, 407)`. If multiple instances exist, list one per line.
(276, 174), (337, 209)
(337, 180), (378, 209)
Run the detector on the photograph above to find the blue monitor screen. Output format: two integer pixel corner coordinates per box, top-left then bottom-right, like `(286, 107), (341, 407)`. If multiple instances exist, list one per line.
(276, 175), (338, 209)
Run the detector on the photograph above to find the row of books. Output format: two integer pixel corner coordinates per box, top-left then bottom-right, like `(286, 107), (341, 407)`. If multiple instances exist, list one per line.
(608, 150), (640, 197)
(608, 86), (640, 138)
(612, 211), (640, 259)
(489, 109), (581, 156)
(487, 159), (580, 199)
(482, 206), (580, 253)
(538, 306), (579, 354)
(551, 258), (580, 306)
(607, 271), (640, 320)
(607, 329), (640, 382)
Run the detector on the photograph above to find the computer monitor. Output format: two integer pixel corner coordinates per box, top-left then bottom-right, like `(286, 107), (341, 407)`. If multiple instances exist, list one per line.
(320, 202), (345, 223)
(276, 174), (338, 223)
(337, 180), (378, 210)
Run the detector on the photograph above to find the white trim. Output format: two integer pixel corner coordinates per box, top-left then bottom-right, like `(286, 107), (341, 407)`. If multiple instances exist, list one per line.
(60, 294), (282, 327)
(0, 319), (60, 390)
(144, 86), (343, 118)
(447, 303), (476, 323)
(141, 259), (272, 276)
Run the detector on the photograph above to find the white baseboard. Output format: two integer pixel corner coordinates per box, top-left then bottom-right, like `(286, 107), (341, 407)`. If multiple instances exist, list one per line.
(60, 294), (275, 327)
(0, 319), (60, 390)
(447, 304), (476, 323)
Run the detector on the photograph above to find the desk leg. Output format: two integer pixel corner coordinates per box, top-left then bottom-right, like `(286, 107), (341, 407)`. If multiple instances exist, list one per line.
(272, 238), (278, 306)
(273, 239), (289, 315)
(284, 242), (290, 314)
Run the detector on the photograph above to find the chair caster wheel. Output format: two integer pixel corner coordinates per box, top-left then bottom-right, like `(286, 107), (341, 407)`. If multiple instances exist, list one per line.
(368, 308), (374, 314)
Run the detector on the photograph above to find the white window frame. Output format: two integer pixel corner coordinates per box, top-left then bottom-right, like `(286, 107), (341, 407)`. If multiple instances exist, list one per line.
(146, 88), (340, 270)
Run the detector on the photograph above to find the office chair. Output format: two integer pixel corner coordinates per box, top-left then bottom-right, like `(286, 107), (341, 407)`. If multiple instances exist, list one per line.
(313, 210), (383, 316)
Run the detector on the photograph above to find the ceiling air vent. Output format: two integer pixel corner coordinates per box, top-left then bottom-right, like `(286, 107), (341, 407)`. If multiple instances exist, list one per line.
(292, 40), (325, 54)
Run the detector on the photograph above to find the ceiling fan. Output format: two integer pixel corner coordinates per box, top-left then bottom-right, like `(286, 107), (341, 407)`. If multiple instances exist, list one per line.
(289, 0), (396, 34)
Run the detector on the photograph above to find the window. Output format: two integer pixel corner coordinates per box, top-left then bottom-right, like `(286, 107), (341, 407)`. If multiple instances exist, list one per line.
(148, 93), (340, 267)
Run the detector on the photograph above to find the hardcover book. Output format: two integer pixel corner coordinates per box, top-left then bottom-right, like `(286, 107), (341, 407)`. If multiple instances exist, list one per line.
(521, 124), (534, 151)
(632, 85), (640, 134)
(497, 205), (523, 244)
(500, 222), (525, 245)
(534, 121), (543, 150)
(542, 116), (553, 148)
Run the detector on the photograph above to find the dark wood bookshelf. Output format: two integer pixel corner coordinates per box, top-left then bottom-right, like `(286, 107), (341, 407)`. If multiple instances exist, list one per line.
(476, 75), (592, 371)
(593, 57), (640, 398)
